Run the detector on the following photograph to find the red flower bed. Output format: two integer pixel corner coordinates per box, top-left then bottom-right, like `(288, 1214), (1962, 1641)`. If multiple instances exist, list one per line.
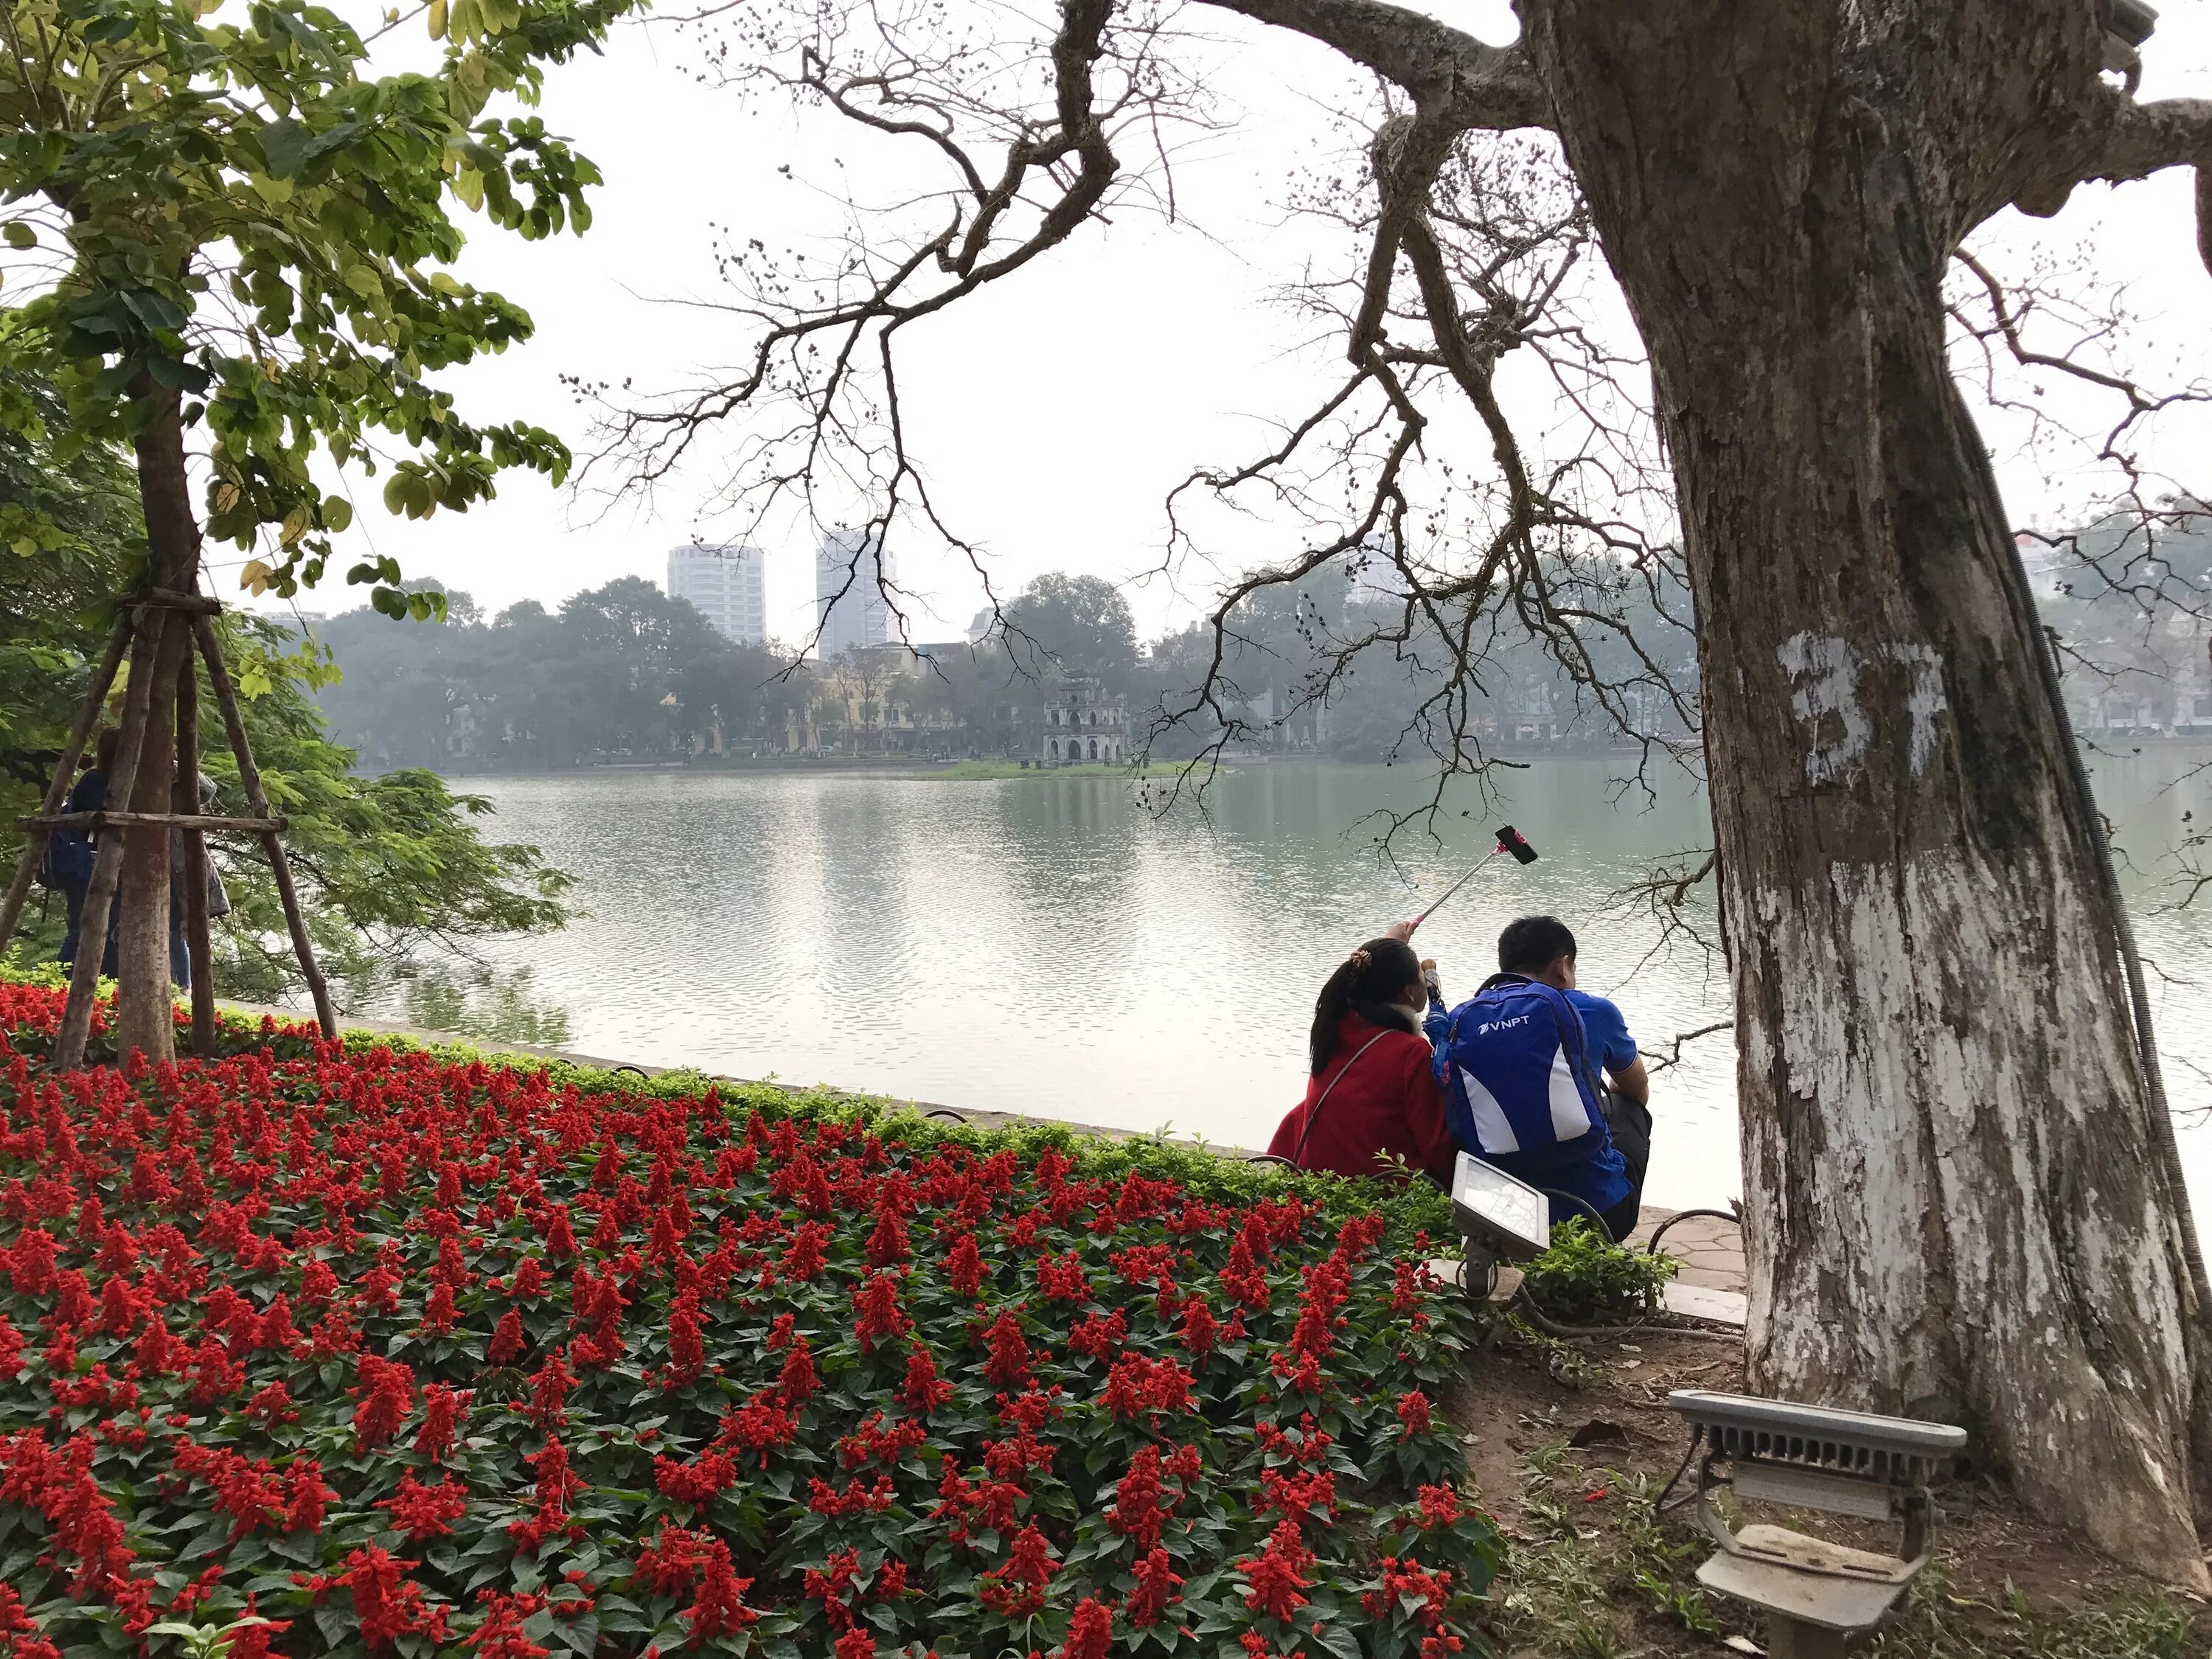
(0, 981), (1498, 1659)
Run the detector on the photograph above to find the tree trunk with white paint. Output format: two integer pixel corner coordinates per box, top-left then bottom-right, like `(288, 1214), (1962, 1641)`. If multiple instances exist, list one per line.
(1527, 1), (2207, 1581)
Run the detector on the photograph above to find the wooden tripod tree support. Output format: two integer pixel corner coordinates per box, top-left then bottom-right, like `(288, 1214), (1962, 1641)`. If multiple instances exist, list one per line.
(0, 585), (339, 1065)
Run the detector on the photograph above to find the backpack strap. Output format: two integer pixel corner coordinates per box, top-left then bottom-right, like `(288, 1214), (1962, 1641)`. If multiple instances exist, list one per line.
(1292, 1029), (1393, 1165)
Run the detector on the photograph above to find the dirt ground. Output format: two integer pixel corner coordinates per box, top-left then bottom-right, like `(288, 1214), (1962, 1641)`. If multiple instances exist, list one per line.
(1446, 1323), (2209, 1659)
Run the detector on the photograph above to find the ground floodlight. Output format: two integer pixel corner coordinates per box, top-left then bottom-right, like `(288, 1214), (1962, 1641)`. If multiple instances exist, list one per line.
(1450, 1151), (1550, 1264)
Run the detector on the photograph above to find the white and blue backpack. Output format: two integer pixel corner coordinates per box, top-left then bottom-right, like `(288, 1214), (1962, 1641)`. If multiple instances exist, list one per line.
(1430, 973), (1610, 1175)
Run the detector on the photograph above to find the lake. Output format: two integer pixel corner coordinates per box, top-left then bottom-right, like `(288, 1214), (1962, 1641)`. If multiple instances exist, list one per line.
(374, 757), (2212, 1212)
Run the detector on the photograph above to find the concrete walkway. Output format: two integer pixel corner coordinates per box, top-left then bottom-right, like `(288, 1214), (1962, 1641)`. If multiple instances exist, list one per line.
(1628, 1203), (1748, 1325)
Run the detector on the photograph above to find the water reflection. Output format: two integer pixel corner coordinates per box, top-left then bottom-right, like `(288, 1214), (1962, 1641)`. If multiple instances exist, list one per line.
(364, 757), (2212, 1211)
(389, 964), (574, 1048)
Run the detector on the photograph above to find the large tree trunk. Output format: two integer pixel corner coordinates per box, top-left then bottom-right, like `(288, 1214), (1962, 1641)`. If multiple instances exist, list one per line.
(1526, 2), (2206, 1580)
(113, 383), (204, 1063)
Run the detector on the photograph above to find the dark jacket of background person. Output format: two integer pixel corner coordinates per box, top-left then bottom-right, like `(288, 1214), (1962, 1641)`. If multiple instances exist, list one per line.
(1268, 1009), (1456, 1183)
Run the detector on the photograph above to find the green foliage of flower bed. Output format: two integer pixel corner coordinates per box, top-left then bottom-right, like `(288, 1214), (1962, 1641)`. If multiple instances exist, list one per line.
(0, 977), (1495, 1659)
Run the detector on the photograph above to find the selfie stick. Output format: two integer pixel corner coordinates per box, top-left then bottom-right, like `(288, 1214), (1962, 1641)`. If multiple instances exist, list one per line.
(1408, 825), (1539, 935)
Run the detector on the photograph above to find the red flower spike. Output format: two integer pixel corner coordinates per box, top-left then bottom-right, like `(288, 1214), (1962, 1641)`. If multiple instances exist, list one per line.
(897, 1343), (953, 1415)
(1127, 1548), (1184, 1629)
(1397, 1388), (1433, 1436)
(981, 1310), (1031, 1390)
(677, 1540), (757, 1646)
(1058, 1597), (1114, 1659)
(1237, 1519), (1315, 1623)
(946, 1232), (984, 1298)
(852, 1273), (912, 1353)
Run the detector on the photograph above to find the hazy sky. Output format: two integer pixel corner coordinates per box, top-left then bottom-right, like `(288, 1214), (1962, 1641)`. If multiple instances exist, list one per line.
(193, 1), (2212, 644)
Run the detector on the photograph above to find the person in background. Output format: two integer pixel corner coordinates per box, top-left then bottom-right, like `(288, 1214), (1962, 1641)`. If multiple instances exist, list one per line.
(1270, 925), (1456, 1183)
(1428, 914), (1652, 1240)
(163, 772), (228, 989)
(48, 728), (119, 972)
(48, 733), (218, 987)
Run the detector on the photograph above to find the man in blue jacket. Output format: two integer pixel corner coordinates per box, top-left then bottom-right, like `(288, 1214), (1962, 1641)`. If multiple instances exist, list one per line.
(1428, 914), (1653, 1240)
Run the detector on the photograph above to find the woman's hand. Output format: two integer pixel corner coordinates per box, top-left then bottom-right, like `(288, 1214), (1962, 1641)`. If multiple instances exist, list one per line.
(1385, 920), (1416, 943)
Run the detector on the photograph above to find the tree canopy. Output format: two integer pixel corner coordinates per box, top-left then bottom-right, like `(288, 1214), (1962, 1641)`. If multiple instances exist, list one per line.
(1, 0), (627, 612)
(0, 371), (569, 1005)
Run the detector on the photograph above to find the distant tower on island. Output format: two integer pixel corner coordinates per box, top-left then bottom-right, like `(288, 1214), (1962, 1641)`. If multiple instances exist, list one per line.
(815, 529), (897, 658)
(1042, 676), (1124, 766)
(667, 544), (768, 645)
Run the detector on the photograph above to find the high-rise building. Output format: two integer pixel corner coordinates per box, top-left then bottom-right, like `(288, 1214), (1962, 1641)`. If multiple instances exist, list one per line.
(815, 530), (898, 658)
(667, 544), (768, 645)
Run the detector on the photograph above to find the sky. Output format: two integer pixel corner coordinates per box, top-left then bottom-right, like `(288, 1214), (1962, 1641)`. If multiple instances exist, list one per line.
(161, 1), (2212, 643)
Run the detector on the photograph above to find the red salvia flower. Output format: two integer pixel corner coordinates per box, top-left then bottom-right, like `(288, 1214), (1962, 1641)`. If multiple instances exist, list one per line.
(488, 1309), (528, 1366)
(897, 1343), (953, 1415)
(415, 1385), (472, 1461)
(945, 1232), (984, 1298)
(780, 1221), (831, 1281)
(378, 1473), (471, 1541)
(245, 1380), (296, 1427)
(981, 1310), (1031, 1390)
(978, 1523), (1059, 1618)
(352, 1354), (417, 1450)
(632, 1523), (707, 1598)
(1397, 1389), (1433, 1436)
(665, 1291), (705, 1385)
(1107, 1444), (1170, 1548)
(465, 1589), (551, 1659)
(1127, 1548), (1184, 1628)
(1178, 1295), (1219, 1360)
(802, 1548), (862, 1631)
(285, 1461), (335, 1534)
(864, 1202), (909, 1267)
(851, 1273), (911, 1352)
(324, 1543), (452, 1651)
(776, 1335), (820, 1406)
(1415, 1484), (1463, 1528)
(1237, 1519), (1315, 1622)
(654, 1450), (736, 1507)
(682, 1537), (760, 1640)
(1059, 1596), (1114, 1659)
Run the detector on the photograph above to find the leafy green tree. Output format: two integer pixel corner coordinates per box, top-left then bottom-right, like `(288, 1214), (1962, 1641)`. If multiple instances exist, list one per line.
(1002, 572), (1138, 682)
(0, 377), (570, 1004)
(1, 0), (628, 1052)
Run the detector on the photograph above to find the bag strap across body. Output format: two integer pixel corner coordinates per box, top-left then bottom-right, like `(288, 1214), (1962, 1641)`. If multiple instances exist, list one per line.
(1291, 1029), (1394, 1164)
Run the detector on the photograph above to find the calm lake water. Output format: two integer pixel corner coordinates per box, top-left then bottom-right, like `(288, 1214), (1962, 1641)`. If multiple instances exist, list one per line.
(372, 757), (2212, 1211)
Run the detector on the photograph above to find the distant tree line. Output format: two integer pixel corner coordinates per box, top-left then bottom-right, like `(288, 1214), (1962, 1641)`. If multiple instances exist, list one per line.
(310, 563), (1704, 771)
(307, 505), (2209, 773)
(2033, 504), (2212, 735)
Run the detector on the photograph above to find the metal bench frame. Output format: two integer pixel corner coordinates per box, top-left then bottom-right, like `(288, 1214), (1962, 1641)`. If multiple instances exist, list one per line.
(1666, 1391), (1966, 1658)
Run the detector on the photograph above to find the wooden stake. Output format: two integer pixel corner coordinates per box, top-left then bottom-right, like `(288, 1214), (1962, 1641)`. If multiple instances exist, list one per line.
(177, 655), (216, 1059)
(191, 616), (337, 1040)
(57, 612), (166, 1067)
(0, 616), (131, 956)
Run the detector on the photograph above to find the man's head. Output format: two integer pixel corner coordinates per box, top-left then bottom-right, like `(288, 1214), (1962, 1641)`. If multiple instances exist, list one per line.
(1498, 914), (1577, 989)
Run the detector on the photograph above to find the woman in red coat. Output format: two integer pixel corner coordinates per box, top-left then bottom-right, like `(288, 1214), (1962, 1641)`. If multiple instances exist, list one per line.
(1268, 928), (1456, 1184)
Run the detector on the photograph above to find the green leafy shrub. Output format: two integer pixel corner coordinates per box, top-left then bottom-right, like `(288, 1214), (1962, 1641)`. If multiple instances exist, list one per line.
(1519, 1220), (1677, 1324)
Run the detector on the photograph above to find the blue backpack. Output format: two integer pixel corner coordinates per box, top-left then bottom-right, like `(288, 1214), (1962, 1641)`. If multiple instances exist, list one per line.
(1430, 973), (1610, 1175)
(36, 826), (95, 890)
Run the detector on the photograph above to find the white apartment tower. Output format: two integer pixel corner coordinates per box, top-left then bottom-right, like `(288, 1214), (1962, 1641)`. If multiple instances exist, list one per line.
(815, 530), (898, 658)
(667, 544), (768, 645)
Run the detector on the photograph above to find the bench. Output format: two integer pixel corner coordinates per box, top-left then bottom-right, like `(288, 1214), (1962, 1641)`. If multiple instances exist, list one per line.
(1666, 1390), (1966, 1658)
